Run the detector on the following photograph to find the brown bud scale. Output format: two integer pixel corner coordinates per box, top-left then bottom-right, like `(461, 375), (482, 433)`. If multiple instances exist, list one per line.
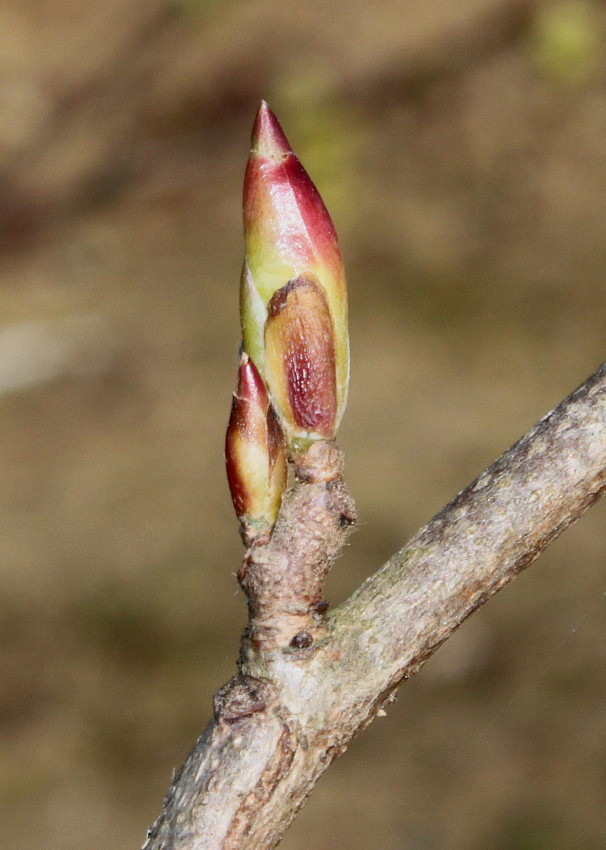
(265, 276), (337, 438)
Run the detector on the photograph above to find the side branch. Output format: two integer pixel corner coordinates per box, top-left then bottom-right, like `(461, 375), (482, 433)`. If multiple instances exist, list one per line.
(145, 362), (606, 850)
(238, 439), (356, 655)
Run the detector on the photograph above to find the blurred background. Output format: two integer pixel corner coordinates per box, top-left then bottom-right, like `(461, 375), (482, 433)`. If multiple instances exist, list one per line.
(1, 0), (605, 848)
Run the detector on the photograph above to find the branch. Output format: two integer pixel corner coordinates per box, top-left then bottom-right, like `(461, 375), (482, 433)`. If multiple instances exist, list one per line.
(144, 362), (606, 850)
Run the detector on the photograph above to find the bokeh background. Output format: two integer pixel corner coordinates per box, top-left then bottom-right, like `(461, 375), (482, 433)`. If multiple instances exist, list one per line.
(1, 1), (605, 848)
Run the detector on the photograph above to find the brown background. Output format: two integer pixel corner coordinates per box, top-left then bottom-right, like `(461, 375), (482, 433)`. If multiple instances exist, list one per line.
(1, 1), (605, 848)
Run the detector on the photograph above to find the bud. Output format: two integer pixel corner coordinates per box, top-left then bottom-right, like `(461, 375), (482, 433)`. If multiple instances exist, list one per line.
(241, 102), (349, 447)
(225, 353), (287, 543)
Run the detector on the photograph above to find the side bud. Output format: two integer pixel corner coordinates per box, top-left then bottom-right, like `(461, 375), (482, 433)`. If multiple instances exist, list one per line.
(241, 102), (349, 444)
(225, 353), (287, 545)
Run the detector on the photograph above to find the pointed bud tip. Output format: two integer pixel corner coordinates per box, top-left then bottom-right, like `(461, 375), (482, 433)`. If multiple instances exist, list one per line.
(237, 351), (267, 408)
(251, 101), (292, 159)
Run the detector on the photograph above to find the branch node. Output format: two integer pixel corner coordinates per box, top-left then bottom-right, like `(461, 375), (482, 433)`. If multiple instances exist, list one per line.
(213, 675), (277, 724)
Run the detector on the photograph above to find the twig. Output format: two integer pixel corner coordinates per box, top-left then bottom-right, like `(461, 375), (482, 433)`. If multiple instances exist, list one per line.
(144, 361), (606, 850)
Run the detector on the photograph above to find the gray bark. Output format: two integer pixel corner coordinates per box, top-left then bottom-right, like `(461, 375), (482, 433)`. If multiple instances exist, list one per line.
(144, 361), (606, 850)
